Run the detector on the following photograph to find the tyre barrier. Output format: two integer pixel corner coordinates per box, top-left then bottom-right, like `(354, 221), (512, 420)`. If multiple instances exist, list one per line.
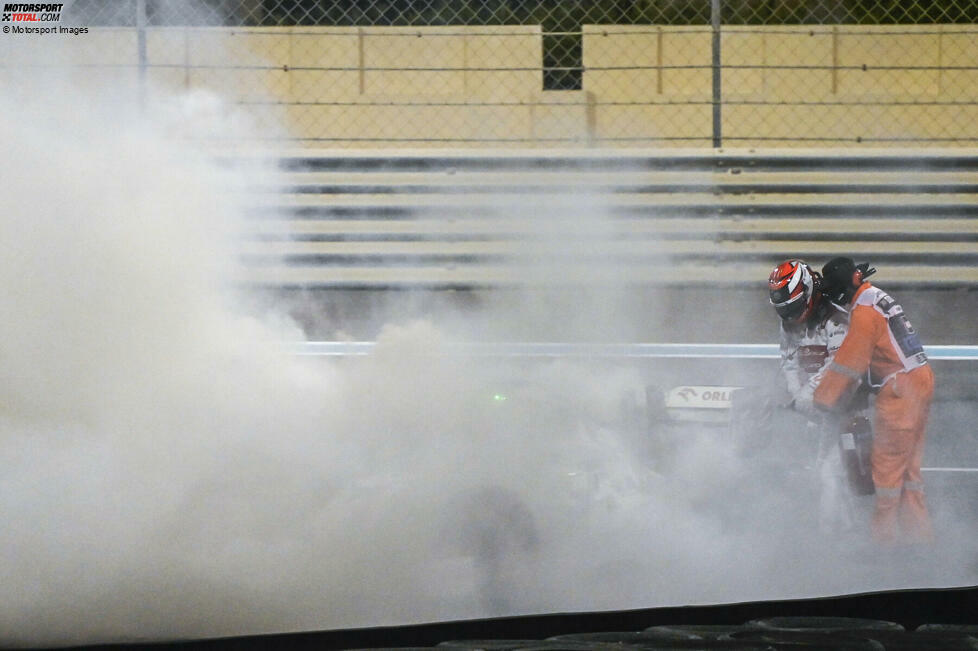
(740, 617), (978, 650)
(547, 632), (671, 643)
(917, 624), (978, 635)
(507, 644), (647, 651)
(745, 616), (905, 633)
(839, 630), (978, 650)
(642, 625), (755, 641)
(547, 631), (762, 648)
(438, 641), (550, 650)
(728, 629), (887, 649)
(343, 620), (978, 650)
(518, 644), (768, 651)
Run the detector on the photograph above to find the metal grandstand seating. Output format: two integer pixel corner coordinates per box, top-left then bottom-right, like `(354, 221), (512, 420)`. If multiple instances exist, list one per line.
(238, 148), (978, 289)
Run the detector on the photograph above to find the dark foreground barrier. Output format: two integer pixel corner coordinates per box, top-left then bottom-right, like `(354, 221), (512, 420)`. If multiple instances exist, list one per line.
(38, 586), (978, 651)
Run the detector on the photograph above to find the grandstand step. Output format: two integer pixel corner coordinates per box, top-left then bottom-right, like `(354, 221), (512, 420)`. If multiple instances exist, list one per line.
(237, 262), (978, 289)
(238, 239), (978, 258)
(245, 217), (978, 238)
(274, 171), (978, 195)
(271, 193), (978, 208)
(265, 204), (978, 219)
(266, 148), (978, 173)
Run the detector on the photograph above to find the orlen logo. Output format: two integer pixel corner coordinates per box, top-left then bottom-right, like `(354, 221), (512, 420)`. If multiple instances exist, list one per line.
(2, 3), (63, 22)
(702, 389), (733, 401)
(677, 387), (734, 402)
(676, 387), (732, 402)
(666, 385), (739, 411)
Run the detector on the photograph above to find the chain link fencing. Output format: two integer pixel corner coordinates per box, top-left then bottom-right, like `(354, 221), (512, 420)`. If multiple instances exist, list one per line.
(37, 0), (978, 147)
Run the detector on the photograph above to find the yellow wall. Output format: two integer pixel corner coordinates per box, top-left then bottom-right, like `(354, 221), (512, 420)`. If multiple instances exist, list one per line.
(44, 24), (978, 147)
(582, 24), (978, 146)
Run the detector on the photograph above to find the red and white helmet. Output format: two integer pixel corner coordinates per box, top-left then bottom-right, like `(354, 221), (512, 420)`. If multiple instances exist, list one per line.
(768, 259), (820, 324)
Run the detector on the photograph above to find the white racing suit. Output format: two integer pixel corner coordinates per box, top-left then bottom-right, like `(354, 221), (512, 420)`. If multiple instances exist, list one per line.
(778, 304), (862, 534)
(779, 304), (848, 420)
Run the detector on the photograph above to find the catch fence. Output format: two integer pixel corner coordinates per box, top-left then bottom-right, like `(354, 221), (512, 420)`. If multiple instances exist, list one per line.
(47, 0), (978, 147)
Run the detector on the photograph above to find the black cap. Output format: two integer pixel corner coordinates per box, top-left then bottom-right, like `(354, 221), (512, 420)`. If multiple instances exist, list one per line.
(822, 257), (875, 304)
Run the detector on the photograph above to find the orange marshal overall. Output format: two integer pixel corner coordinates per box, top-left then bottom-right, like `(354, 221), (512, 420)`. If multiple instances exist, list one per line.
(813, 282), (935, 544)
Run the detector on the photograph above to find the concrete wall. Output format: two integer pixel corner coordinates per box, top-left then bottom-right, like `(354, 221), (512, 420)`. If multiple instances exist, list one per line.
(32, 24), (978, 147)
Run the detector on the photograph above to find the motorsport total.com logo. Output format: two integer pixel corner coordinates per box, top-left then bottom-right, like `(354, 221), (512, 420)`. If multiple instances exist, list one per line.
(2, 3), (63, 22)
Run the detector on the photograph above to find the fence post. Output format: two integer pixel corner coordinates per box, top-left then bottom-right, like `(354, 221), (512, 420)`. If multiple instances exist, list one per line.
(711, 0), (722, 147)
(136, 0), (147, 108)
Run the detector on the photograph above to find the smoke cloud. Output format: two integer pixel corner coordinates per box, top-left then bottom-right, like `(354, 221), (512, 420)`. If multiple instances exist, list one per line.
(1, 22), (976, 649)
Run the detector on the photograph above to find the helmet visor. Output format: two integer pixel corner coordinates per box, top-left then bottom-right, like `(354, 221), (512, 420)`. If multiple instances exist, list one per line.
(771, 292), (807, 321)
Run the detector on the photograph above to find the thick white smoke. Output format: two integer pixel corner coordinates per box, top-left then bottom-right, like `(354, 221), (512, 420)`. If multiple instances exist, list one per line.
(1, 24), (976, 649)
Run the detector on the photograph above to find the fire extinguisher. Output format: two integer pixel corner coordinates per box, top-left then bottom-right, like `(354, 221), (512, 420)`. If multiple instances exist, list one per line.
(840, 415), (875, 496)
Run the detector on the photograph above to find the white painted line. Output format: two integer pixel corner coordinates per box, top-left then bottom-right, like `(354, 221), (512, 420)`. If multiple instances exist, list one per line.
(290, 342), (978, 360)
(922, 468), (978, 473)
